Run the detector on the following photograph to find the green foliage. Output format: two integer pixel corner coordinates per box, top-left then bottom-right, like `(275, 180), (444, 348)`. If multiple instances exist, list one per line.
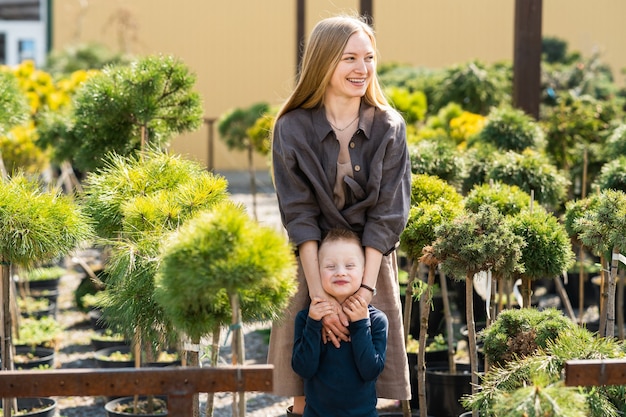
(25, 266), (67, 281)
(472, 106), (545, 152)
(44, 42), (132, 75)
(542, 36), (571, 64)
(508, 208), (575, 281)
(385, 86), (427, 124)
(541, 92), (619, 198)
(575, 189), (626, 255)
(401, 174), (463, 260)
(378, 64), (444, 115)
(0, 173), (92, 267)
(14, 316), (63, 348)
(82, 149), (228, 239)
(246, 107), (277, 156)
(71, 54), (203, 171)
(432, 60), (511, 115)
(432, 205), (525, 280)
(602, 123), (626, 160)
(408, 137), (464, 186)
(409, 173), (463, 207)
(481, 308), (577, 366)
(218, 102), (270, 153)
(563, 195), (599, 238)
(81, 149), (229, 354)
(466, 325), (625, 417)
(0, 70), (30, 135)
(593, 156), (626, 192)
(155, 201), (297, 342)
(465, 182), (531, 217)
(487, 149), (570, 208)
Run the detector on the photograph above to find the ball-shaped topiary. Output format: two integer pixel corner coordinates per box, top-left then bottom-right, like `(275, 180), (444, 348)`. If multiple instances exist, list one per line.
(473, 106), (545, 152)
(481, 307), (577, 366)
(155, 201), (297, 343)
(465, 182), (531, 217)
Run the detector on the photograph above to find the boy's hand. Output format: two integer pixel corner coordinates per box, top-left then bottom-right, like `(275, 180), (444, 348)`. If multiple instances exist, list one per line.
(342, 294), (369, 322)
(308, 297), (336, 321)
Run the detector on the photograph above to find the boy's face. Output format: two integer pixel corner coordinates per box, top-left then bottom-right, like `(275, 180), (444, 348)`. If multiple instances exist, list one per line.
(319, 238), (364, 302)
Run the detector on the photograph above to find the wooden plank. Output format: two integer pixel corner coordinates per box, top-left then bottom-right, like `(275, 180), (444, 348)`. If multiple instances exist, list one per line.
(565, 359), (626, 386)
(0, 365), (273, 397)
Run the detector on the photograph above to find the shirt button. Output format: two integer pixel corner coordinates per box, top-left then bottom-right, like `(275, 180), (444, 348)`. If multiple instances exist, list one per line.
(350, 142), (355, 149)
(354, 165), (361, 172)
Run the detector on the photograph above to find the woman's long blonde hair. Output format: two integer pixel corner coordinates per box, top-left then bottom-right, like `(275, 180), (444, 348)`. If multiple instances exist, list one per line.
(276, 15), (389, 121)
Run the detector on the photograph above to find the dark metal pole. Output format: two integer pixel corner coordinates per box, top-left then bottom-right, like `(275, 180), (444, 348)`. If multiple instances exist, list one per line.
(513, 0), (542, 119)
(360, 0), (374, 26)
(204, 118), (216, 172)
(296, 0), (306, 76)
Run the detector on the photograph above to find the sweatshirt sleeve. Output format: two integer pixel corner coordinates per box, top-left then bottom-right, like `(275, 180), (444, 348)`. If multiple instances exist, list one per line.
(349, 307), (388, 381)
(292, 309), (323, 379)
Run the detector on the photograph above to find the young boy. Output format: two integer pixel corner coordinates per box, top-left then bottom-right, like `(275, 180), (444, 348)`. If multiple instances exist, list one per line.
(291, 228), (388, 417)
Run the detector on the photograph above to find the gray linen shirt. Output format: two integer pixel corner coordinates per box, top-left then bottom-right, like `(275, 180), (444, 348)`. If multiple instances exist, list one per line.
(272, 101), (411, 255)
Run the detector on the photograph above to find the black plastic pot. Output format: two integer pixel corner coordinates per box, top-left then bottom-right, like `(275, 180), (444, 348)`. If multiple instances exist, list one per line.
(425, 364), (473, 417)
(95, 346), (180, 368)
(0, 397), (57, 417)
(13, 346), (56, 370)
(104, 396), (167, 416)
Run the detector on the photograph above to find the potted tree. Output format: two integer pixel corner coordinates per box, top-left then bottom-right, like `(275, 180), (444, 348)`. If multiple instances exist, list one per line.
(81, 150), (229, 416)
(430, 205), (524, 417)
(154, 200), (297, 417)
(399, 173), (463, 416)
(0, 173), (91, 417)
(464, 309), (625, 417)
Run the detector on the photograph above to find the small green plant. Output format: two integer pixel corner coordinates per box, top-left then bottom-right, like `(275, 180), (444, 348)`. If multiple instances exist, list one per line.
(24, 266), (67, 281)
(14, 316), (63, 349)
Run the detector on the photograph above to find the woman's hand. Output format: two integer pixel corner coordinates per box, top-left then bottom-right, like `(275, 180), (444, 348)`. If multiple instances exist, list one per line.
(321, 297), (350, 348)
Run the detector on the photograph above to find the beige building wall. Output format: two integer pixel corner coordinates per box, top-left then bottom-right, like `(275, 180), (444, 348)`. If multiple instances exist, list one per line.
(51, 0), (626, 171)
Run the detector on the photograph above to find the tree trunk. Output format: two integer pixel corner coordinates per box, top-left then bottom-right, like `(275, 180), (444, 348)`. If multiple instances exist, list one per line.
(466, 273), (479, 417)
(248, 144), (258, 221)
(1, 259), (16, 417)
(230, 293), (245, 417)
(606, 247), (620, 337)
(555, 271), (576, 321)
(438, 268), (456, 373)
(599, 255), (608, 337)
(205, 326), (221, 417)
(618, 268), (625, 340)
(521, 276), (532, 308)
(417, 264), (436, 417)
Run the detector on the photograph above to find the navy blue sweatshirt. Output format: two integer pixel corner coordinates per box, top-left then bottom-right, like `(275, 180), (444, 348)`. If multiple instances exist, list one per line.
(292, 305), (388, 417)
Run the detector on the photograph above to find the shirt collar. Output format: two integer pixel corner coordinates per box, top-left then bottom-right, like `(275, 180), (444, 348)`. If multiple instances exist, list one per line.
(313, 101), (375, 141)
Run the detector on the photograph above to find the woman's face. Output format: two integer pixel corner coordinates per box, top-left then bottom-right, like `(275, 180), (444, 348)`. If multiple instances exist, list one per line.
(326, 30), (375, 102)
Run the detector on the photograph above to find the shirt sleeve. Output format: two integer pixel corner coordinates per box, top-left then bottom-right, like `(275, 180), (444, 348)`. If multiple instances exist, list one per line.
(362, 111), (412, 254)
(349, 307), (388, 381)
(292, 309), (323, 379)
(272, 116), (323, 246)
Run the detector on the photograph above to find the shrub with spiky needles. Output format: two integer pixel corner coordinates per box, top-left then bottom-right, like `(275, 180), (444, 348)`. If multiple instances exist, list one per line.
(155, 201), (297, 343)
(81, 149), (229, 359)
(71, 54), (204, 172)
(0, 173), (92, 267)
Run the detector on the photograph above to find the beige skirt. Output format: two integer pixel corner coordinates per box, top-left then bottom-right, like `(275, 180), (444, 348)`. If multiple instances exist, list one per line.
(267, 251), (411, 400)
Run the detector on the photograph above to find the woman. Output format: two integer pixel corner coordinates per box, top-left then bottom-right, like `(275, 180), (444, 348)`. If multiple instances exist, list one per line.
(268, 14), (411, 415)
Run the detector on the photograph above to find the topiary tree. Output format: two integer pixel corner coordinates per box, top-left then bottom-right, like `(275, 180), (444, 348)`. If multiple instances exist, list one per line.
(218, 102), (270, 220)
(470, 106), (545, 152)
(431, 205), (525, 394)
(71, 54), (203, 172)
(81, 149), (228, 413)
(464, 182), (532, 317)
(593, 156), (626, 193)
(574, 189), (626, 338)
(400, 174), (463, 416)
(508, 208), (575, 310)
(155, 201), (297, 417)
(0, 173), (91, 415)
(466, 317), (624, 417)
(486, 148), (570, 210)
(431, 60), (511, 116)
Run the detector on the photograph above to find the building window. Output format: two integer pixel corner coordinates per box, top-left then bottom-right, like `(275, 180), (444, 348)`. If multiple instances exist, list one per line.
(0, 0), (41, 21)
(0, 33), (5, 64)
